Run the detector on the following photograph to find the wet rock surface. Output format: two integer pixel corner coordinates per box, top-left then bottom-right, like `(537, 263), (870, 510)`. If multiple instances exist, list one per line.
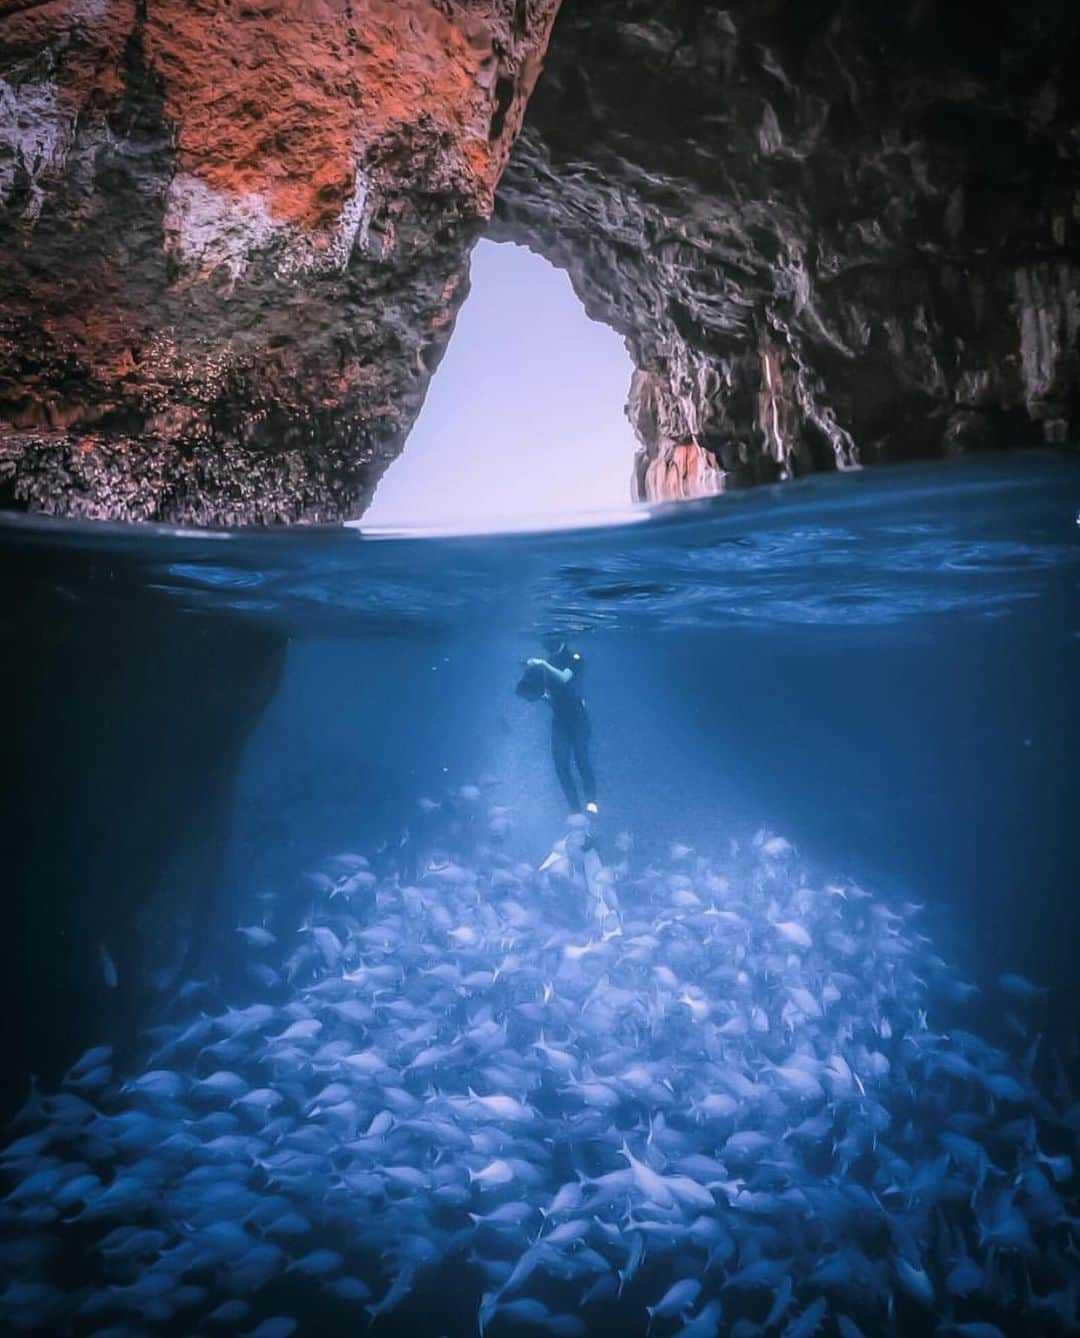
(494, 0), (1080, 499)
(0, 0), (560, 523)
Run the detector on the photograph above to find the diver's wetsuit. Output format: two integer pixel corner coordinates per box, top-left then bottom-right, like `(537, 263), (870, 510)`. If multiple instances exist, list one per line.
(520, 648), (597, 814)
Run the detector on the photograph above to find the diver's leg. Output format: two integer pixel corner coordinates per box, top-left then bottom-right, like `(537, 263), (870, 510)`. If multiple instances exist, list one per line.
(551, 718), (581, 812)
(572, 712), (597, 810)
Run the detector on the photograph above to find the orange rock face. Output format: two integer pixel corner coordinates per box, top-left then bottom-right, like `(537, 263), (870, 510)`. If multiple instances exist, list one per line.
(635, 443), (725, 505)
(0, 0), (560, 523)
(147, 0), (539, 232)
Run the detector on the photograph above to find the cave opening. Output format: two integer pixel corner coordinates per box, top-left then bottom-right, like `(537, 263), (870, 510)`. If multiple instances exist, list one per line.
(363, 239), (639, 530)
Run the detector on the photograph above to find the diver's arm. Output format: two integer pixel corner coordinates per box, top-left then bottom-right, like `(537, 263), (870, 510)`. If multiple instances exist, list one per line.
(526, 658), (573, 687)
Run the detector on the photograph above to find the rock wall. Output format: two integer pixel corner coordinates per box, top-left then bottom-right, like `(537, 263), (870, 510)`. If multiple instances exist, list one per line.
(0, 0), (561, 523)
(0, 540), (286, 1115)
(1, 0), (1077, 520)
(493, 0), (1080, 499)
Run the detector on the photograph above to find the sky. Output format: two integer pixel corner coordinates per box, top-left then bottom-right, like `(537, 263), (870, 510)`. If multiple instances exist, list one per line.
(363, 239), (639, 529)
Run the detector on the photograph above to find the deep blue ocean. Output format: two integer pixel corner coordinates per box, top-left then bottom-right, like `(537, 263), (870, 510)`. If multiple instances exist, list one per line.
(0, 452), (1078, 1338)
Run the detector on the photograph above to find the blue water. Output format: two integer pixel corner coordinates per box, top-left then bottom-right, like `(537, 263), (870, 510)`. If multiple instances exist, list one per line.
(0, 452), (1078, 1337)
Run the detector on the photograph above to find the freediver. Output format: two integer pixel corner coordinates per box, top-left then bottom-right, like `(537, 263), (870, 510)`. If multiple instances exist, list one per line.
(516, 637), (598, 817)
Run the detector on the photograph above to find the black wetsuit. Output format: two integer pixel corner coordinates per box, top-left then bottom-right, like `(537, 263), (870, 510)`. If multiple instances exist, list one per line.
(525, 648), (596, 814)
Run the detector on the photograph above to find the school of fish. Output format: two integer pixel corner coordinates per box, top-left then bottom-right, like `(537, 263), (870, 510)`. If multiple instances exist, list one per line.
(1, 791), (1078, 1337)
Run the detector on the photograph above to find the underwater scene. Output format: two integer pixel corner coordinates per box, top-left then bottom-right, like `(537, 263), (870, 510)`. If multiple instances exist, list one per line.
(1, 452), (1079, 1338)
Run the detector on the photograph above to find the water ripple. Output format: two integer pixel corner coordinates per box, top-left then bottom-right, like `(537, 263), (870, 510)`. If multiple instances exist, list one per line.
(2, 453), (1077, 635)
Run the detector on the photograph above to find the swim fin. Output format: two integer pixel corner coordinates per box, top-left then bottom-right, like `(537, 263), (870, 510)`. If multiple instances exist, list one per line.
(539, 836), (568, 873)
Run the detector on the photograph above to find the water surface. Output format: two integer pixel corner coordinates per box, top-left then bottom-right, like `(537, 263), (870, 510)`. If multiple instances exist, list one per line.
(1, 451), (1077, 1337)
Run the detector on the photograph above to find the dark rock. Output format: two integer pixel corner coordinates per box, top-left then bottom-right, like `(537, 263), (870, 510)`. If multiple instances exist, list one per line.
(0, 540), (286, 1116)
(493, 0), (1080, 499)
